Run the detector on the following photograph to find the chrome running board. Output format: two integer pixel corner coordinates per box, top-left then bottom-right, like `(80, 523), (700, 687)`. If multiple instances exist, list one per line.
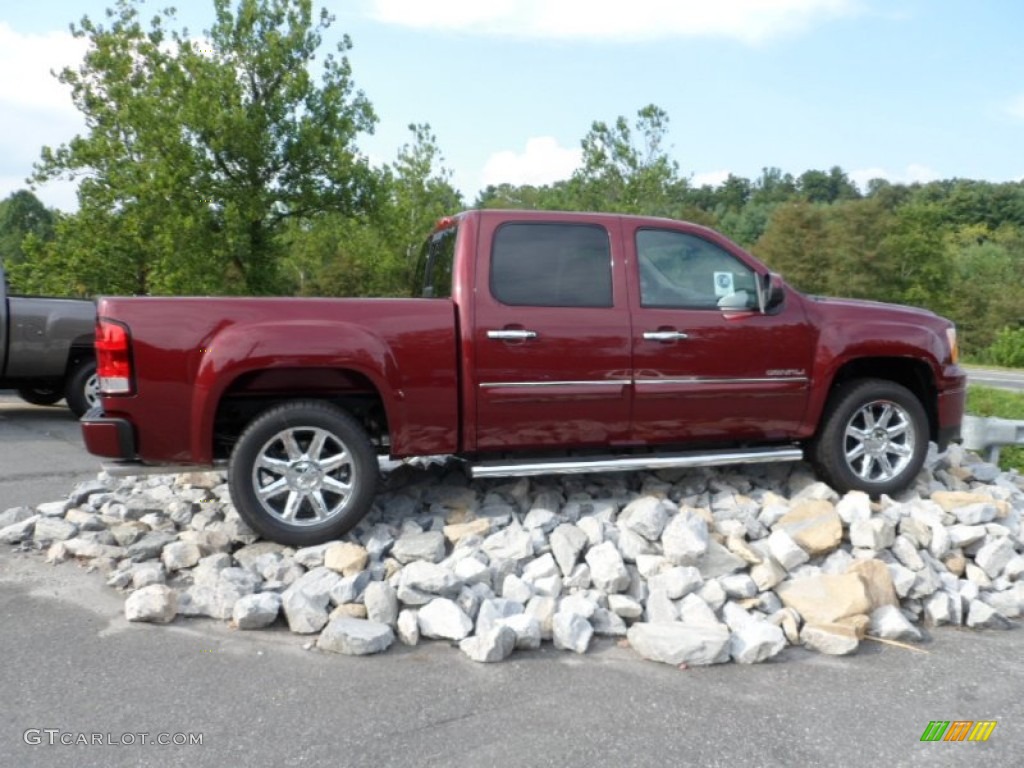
(102, 460), (228, 477)
(469, 446), (803, 479)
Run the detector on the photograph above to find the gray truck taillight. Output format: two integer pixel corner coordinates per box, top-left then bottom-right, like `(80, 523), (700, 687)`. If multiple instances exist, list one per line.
(95, 318), (133, 394)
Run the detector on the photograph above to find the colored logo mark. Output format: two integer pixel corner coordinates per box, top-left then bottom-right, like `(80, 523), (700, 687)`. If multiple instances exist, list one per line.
(920, 720), (997, 742)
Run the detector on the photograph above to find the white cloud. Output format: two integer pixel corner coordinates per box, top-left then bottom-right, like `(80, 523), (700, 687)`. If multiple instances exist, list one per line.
(480, 137), (582, 188)
(0, 175), (79, 212)
(1005, 93), (1024, 122)
(691, 169), (732, 187)
(0, 23), (88, 210)
(0, 22), (86, 115)
(849, 164), (940, 190)
(367, 0), (858, 43)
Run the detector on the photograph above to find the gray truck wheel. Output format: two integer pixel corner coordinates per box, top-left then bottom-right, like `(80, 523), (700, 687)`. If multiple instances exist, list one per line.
(812, 379), (928, 497)
(65, 361), (99, 417)
(228, 400), (379, 546)
(17, 386), (64, 406)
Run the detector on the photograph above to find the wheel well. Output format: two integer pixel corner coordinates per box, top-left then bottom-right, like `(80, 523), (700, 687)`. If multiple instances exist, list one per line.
(211, 367), (390, 460)
(826, 358), (938, 442)
(65, 344), (95, 376)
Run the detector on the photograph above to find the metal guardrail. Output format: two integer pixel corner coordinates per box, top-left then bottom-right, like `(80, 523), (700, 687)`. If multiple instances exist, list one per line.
(962, 414), (1024, 463)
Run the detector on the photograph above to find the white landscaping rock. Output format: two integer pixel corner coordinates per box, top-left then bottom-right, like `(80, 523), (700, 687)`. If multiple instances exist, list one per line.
(966, 600), (1012, 630)
(392, 531), (446, 564)
(282, 590), (330, 634)
(125, 585), (177, 624)
(397, 609), (420, 645)
(32, 517), (78, 542)
(317, 617), (394, 655)
(161, 541), (202, 572)
(619, 496), (670, 541)
(0, 515), (39, 544)
(233, 592), (282, 629)
(647, 566), (702, 600)
(662, 511), (710, 565)
(974, 537), (1015, 579)
(460, 625), (517, 662)
(730, 621), (787, 664)
(766, 529), (809, 571)
(608, 594), (644, 620)
(626, 622), (731, 666)
(418, 598), (474, 640)
(868, 605), (922, 641)
(552, 612), (593, 654)
(364, 581), (399, 626)
(550, 523), (588, 577)
(497, 613), (542, 650)
(585, 541), (630, 593)
(800, 623), (859, 655)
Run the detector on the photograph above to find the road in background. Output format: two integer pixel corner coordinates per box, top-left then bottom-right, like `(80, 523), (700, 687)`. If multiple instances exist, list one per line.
(963, 367), (1024, 392)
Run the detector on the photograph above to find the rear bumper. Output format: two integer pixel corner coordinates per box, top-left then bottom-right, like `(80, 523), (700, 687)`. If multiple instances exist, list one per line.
(82, 407), (222, 475)
(81, 406), (136, 459)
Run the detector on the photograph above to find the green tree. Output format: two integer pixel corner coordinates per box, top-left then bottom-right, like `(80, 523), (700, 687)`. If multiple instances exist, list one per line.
(285, 123), (463, 297)
(0, 190), (55, 268)
(752, 202), (830, 293)
(15, 0), (377, 296)
(797, 166), (859, 204)
(567, 104), (681, 215)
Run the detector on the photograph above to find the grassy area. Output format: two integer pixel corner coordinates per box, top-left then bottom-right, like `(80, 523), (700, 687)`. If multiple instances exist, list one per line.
(966, 385), (1024, 472)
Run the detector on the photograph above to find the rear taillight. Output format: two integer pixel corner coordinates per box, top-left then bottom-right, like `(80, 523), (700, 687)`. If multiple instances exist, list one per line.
(95, 318), (133, 394)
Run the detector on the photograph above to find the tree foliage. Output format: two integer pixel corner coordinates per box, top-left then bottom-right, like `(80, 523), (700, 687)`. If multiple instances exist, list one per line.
(0, 190), (55, 268)
(14, 0), (377, 296)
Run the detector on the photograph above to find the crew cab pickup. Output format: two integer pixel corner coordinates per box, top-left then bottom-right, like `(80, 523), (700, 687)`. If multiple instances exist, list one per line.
(1, 263), (97, 416)
(82, 210), (966, 545)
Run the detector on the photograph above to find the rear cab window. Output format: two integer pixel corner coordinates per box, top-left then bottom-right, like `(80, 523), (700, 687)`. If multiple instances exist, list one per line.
(414, 222), (458, 299)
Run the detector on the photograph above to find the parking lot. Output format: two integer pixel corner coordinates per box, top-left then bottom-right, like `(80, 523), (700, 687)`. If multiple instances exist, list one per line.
(1, 392), (1022, 767)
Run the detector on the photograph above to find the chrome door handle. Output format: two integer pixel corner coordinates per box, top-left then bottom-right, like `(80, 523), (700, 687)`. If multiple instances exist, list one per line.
(487, 329), (538, 341)
(643, 331), (689, 342)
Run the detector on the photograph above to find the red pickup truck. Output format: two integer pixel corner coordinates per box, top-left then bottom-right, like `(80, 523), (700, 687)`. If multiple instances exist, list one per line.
(82, 209), (966, 545)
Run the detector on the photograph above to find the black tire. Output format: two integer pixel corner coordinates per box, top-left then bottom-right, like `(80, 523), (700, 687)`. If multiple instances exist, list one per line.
(17, 386), (64, 406)
(812, 379), (929, 497)
(228, 400), (379, 546)
(65, 361), (99, 417)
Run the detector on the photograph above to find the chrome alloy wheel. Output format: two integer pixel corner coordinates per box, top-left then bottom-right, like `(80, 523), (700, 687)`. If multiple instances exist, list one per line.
(251, 427), (357, 526)
(842, 399), (915, 483)
(84, 373), (100, 409)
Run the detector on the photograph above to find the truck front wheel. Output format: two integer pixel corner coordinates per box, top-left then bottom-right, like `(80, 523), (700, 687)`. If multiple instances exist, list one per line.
(228, 401), (379, 546)
(812, 379), (928, 497)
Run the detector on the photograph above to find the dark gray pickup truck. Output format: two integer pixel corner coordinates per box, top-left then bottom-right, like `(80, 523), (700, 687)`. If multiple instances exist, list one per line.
(1, 264), (96, 416)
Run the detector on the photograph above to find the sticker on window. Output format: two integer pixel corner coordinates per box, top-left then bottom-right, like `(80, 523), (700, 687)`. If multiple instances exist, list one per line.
(713, 272), (734, 297)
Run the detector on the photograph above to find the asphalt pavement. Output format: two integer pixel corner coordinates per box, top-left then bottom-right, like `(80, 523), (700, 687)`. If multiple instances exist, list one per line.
(1, 393), (1023, 767)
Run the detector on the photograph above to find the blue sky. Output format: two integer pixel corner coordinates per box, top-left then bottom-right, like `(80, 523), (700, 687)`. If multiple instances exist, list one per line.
(1, 0), (1022, 211)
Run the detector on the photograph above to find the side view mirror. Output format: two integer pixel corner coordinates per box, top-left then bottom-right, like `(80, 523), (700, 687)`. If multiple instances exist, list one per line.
(757, 273), (786, 314)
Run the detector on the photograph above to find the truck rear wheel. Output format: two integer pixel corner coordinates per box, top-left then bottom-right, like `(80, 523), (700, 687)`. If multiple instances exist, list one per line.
(65, 361), (99, 417)
(812, 379), (928, 497)
(17, 386), (64, 406)
(228, 400), (379, 546)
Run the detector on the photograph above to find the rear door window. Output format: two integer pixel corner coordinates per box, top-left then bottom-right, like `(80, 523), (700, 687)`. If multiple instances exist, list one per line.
(490, 223), (613, 308)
